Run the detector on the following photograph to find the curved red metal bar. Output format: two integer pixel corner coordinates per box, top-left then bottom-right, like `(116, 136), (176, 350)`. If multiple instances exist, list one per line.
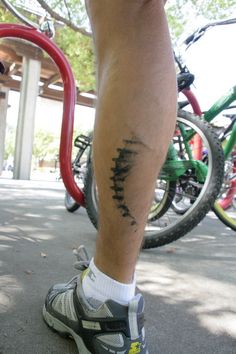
(0, 24), (85, 206)
(182, 88), (203, 160)
(182, 88), (202, 116)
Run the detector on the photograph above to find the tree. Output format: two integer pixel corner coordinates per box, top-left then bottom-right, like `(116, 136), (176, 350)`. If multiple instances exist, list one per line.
(33, 0), (236, 79)
(33, 129), (59, 163)
(35, 0), (95, 90)
(2, 0), (236, 91)
(35, 0), (236, 39)
(166, 0), (236, 43)
(55, 26), (95, 91)
(4, 125), (15, 160)
(1, 0), (95, 90)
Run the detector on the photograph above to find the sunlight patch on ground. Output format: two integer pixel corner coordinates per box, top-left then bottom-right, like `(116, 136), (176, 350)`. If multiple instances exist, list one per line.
(181, 235), (216, 243)
(46, 205), (65, 210)
(32, 233), (55, 241)
(0, 235), (18, 242)
(0, 227), (21, 234)
(0, 225), (55, 242)
(136, 261), (236, 338)
(0, 244), (12, 250)
(200, 312), (236, 337)
(44, 215), (62, 221)
(24, 213), (42, 218)
(207, 213), (220, 220)
(0, 275), (23, 314)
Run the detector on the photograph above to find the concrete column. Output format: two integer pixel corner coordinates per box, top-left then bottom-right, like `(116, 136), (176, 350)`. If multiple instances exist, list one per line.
(0, 87), (9, 175)
(13, 56), (41, 180)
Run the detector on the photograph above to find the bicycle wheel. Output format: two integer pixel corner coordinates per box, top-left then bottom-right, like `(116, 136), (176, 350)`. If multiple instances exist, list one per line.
(212, 142), (236, 231)
(148, 180), (176, 221)
(171, 188), (192, 215)
(64, 172), (80, 212)
(213, 201), (236, 231)
(84, 164), (176, 226)
(85, 110), (224, 248)
(64, 164), (87, 212)
(64, 190), (80, 212)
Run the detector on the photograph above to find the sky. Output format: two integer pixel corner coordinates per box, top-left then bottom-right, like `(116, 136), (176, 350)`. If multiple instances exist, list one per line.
(181, 22), (236, 112)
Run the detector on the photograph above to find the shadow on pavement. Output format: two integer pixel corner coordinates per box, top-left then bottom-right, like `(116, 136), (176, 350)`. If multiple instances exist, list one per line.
(0, 179), (235, 354)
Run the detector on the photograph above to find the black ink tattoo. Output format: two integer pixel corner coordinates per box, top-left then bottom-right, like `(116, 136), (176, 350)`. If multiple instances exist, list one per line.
(110, 136), (141, 226)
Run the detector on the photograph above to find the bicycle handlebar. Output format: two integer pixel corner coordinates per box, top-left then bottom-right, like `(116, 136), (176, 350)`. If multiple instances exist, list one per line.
(184, 18), (236, 47)
(1, 0), (55, 37)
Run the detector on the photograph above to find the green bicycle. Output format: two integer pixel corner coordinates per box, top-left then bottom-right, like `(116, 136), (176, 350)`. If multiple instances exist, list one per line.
(84, 108), (224, 248)
(176, 18), (236, 231)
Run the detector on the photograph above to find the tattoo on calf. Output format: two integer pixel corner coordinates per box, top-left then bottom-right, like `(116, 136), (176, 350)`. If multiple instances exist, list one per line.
(110, 136), (142, 226)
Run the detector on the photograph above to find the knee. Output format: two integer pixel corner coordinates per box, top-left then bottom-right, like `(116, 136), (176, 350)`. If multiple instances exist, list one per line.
(86, 0), (165, 22)
(86, 0), (166, 38)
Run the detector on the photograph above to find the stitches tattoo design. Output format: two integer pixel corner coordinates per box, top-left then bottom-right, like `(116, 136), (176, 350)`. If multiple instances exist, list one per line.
(110, 137), (142, 226)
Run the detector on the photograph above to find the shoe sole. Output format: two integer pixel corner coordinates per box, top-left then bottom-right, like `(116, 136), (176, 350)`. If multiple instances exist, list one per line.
(42, 305), (91, 354)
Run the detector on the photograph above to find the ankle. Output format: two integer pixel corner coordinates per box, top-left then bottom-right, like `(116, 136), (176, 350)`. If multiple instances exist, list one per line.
(82, 258), (136, 305)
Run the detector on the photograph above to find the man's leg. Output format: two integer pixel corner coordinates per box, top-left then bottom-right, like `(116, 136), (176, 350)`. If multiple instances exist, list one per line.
(43, 1), (177, 353)
(87, 0), (177, 283)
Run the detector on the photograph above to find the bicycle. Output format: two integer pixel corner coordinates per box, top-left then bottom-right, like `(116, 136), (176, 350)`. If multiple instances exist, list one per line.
(64, 134), (91, 212)
(84, 111), (225, 249)
(0, 0), (225, 248)
(175, 18), (236, 231)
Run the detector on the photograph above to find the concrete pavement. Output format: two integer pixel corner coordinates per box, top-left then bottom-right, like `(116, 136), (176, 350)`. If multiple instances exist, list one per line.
(0, 178), (235, 354)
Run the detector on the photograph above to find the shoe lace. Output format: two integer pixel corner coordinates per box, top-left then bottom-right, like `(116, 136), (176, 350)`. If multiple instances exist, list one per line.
(73, 245), (90, 271)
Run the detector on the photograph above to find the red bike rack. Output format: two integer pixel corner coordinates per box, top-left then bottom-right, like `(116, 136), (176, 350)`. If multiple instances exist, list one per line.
(182, 88), (203, 160)
(0, 24), (85, 206)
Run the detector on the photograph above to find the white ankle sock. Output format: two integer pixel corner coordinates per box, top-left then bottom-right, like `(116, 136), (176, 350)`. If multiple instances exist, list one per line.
(82, 258), (136, 305)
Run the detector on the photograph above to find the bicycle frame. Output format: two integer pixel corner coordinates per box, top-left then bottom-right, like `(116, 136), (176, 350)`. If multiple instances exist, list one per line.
(182, 79), (236, 211)
(178, 19), (236, 162)
(203, 86), (236, 159)
(183, 85), (236, 160)
(224, 123), (236, 159)
(0, 23), (85, 206)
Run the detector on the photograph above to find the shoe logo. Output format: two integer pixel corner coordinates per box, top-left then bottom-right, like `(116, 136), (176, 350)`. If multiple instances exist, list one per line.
(82, 320), (101, 330)
(82, 269), (89, 280)
(128, 342), (142, 354)
(88, 269), (96, 282)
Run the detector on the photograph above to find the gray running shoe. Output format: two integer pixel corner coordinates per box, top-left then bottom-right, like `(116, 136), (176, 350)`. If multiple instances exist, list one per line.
(43, 246), (148, 354)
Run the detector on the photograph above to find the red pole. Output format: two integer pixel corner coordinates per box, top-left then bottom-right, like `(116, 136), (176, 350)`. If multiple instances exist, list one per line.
(182, 88), (202, 160)
(0, 24), (85, 206)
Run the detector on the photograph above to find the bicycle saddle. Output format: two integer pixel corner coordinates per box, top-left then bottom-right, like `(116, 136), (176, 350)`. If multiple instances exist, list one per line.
(177, 72), (194, 91)
(0, 61), (5, 74)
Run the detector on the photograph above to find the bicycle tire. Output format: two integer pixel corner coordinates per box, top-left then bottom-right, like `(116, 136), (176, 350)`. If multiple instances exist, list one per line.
(213, 202), (236, 231)
(64, 190), (80, 212)
(84, 110), (224, 248)
(171, 192), (192, 215)
(147, 180), (176, 221)
(84, 164), (176, 226)
(64, 168), (85, 213)
(212, 139), (236, 231)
